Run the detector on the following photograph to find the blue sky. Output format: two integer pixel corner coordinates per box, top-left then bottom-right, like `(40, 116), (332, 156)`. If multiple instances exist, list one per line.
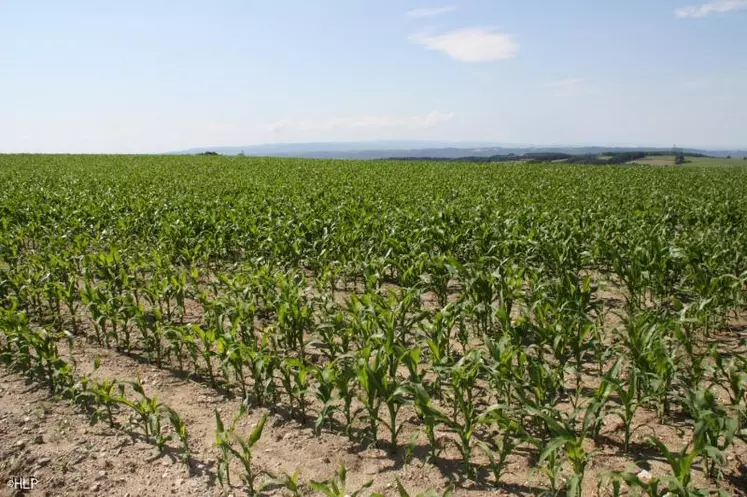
(1, 0), (746, 153)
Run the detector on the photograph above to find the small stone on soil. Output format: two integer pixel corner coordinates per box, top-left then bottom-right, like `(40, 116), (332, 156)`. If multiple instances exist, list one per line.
(637, 469), (653, 484)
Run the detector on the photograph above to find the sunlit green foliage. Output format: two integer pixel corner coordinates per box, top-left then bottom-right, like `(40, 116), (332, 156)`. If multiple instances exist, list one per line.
(2, 154), (747, 495)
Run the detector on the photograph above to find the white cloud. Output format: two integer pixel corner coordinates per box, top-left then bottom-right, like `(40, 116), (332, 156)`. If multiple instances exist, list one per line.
(406, 6), (456, 18)
(409, 28), (519, 63)
(267, 111), (454, 134)
(545, 78), (601, 98)
(675, 0), (747, 18)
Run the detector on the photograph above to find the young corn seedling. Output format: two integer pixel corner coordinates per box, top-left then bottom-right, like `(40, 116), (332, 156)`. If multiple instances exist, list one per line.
(279, 357), (311, 421)
(402, 382), (448, 462)
(81, 283), (106, 345)
(393, 478), (453, 497)
(314, 363), (338, 433)
(134, 305), (165, 368)
(682, 389), (738, 480)
(316, 305), (352, 361)
(477, 407), (533, 486)
(247, 346), (277, 406)
(620, 310), (677, 420)
(222, 338), (250, 398)
(421, 306), (459, 394)
(532, 415), (584, 495)
(711, 350), (747, 408)
(230, 413), (268, 496)
(593, 355), (635, 449)
(214, 408), (233, 487)
(606, 435), (730, 497)
(273, 272), (314, 360)
(333, 357), (358, 437)
(263, 468), (302, 497)
(444, 349), (484, 475)
(54, 275), (80, 335)
(165, 406), (191, 465)
(92, 377), (122, 428)
(197, 325), (219, 386)
(117, 377), (172, 452)
(527, 392), (610, 497)
(356, 346), (385, 445)
(214, 407), (268, 495)
(310, 464), (373, 497)
(164, 325), (187, 372)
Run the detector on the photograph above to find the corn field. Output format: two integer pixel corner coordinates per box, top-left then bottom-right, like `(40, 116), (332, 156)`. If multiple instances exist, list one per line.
(1, 154), (747, 496)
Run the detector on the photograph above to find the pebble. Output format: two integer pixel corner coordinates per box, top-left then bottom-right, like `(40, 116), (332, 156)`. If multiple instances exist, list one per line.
(15, 439), (26, 448)
(38, 457), (52, 466)
(96, 470), (107, 481)
(89, 483), (100, 492)
(637, 469), (653, 484)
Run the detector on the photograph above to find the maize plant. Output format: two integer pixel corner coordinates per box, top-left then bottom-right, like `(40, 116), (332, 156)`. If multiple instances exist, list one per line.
(443, 349), (484, 474)
(310, 464), (374, 497)
(606, 436), (731, 497)
(214, 407), (268, 495)
(117, 378), (173, 452)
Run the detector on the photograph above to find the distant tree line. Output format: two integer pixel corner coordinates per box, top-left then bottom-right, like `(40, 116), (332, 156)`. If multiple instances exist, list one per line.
(564, 152), (648, 165)
(387, 150), (710, 165)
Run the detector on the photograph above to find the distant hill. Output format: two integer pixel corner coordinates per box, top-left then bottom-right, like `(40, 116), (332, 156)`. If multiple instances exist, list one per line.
(171, 141), (499, 156)
(169, 142), (747, 159)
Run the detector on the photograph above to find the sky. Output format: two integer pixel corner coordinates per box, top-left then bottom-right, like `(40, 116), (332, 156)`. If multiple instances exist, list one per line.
(1, 0), (746, 153)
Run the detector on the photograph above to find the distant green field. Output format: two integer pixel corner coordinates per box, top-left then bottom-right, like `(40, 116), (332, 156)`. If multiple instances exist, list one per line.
(628, 155), (745, 167)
